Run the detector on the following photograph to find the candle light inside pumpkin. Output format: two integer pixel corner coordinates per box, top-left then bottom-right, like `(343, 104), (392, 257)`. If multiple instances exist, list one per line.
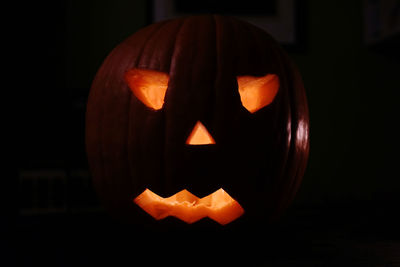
(134, 188), (244, 225)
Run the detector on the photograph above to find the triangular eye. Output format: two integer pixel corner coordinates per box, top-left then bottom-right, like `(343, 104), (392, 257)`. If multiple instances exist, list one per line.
(237, 74), (279, 113)
(125, 68), (169, 110)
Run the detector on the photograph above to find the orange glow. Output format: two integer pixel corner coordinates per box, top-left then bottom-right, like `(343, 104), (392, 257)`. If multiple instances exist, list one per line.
(125, 68), (169, 110)
(237, 74), (280, 113)
(134, 188), (244, 225)
(186, 121), (216, 145)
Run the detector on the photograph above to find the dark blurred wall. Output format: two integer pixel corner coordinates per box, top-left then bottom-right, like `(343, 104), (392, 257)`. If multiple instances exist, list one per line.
(65, 0), (149, 167)
(66, 0), (149, 90)
(20, 0), (400, 208)
(19, 0), (148, 168)
(291, 1), (400, 208)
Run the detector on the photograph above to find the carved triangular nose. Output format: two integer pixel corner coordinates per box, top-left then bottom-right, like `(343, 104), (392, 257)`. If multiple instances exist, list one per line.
(186, 121), (216, 145)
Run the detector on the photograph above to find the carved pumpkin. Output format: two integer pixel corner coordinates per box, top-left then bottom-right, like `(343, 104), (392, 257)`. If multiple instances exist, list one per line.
(86, 15), (309, 226)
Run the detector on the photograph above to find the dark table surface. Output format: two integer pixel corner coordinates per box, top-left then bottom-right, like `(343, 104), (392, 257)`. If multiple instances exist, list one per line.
(8, 205), (400, 267)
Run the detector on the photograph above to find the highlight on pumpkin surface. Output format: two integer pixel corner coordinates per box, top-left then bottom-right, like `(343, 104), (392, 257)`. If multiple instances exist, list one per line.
(237, 73), (280, 113)
(125, 68), (169, 110)
(134, 188), (244, 225)
(186, 121), (216, 145)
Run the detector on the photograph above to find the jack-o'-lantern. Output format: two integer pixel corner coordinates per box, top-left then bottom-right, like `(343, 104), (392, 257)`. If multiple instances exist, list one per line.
(86, 15), (309, 226)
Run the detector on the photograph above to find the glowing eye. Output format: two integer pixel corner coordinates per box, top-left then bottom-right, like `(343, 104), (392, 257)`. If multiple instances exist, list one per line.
(237, 74), (280, 113)
(125, 68), (169, 110)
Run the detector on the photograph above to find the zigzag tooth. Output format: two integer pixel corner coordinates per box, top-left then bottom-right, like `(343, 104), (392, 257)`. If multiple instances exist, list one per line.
(133, 188), (244, 225)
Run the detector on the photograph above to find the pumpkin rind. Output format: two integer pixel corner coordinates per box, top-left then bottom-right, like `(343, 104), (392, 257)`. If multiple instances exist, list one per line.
(86, 15), (309, 225)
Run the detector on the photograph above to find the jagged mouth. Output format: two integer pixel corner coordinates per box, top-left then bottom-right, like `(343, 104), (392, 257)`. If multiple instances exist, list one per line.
(133, 188), (244, 225)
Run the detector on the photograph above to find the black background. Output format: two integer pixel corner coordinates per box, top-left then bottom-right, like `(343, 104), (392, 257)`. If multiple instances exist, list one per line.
(10, 0), (400, 266)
